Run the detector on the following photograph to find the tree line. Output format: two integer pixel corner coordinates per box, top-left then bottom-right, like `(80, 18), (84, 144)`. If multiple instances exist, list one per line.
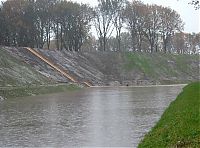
(0, 0), (199, 54)
(0, 0), (92, 51)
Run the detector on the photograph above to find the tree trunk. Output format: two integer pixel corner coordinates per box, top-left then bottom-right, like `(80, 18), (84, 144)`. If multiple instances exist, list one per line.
(60, 25), (63, 50)
(103, 35), (106, 51)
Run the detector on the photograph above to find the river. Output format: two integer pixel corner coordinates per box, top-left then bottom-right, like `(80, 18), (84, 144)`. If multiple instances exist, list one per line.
(0, 85), (184, 147)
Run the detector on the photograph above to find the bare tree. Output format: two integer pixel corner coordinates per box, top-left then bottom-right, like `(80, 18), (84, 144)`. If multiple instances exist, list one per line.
(111, 0), (127, 51)
(93, 0), (115, 51)
(142, 5), (162, 52)
(51, 1), (92, 51)
(172, 32), (185, 54)
(125, 1), (147, 52)
(35, 0), (55, 49)
(160, 7), (184, 53)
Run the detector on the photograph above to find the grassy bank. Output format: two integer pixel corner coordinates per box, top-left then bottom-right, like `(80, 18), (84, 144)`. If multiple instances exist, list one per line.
(0, 84), (80, 99)
(138, 82), (200, 148)
(124, 52), (199, 84)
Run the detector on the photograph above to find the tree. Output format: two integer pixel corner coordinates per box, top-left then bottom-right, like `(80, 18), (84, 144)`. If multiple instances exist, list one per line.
(111, 0), (127, 51)
(159, 7), (184, 53)
(125, 1), (146, 51)
(81, 34), (98, 51)
(34, 0), (56, 49)
(0, 3), (7, 45)
(51, 1), (92, 51)
(125, 2), (184, 53)
(142, 5), (162, 53)
(0, 0), (193, 55)
(172, 32), (185, 54)
(93, 0), (116, 51)
(1, 0), (36, 47)
(120, 32), (132, 51)
(185, 33), (200, 54)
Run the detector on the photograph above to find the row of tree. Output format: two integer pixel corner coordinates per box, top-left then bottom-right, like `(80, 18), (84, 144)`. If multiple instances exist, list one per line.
(81, 32), (200, 54)
(0, 0), (199, 54)
(173, 32), (200, 54)
(0, 0), (92, 51)
(93, 0), (185, 53)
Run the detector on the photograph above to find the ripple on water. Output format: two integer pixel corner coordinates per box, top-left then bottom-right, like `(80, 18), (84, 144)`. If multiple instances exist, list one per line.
(0, 85), (183, 147)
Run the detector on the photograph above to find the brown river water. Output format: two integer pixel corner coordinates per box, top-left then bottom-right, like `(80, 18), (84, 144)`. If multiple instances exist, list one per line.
(0, 85), (184, 147)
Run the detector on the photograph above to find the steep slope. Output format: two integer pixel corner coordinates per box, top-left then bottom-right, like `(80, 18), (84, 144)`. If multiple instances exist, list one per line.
(81, 52), (199, 85)
(2, 46), (68, 84)
(1, 46), (199, 86)
(0, 47), (55, 87)
(35, 49), (105, 85)
(25, 47), (91, 87)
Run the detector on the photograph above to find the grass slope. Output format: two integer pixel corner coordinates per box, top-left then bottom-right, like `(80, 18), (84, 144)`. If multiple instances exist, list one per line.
(123, 52), (199, 84)
(138, 82), (200, 147)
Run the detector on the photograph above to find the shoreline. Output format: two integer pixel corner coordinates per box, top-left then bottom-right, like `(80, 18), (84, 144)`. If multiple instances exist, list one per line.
(0, 84), (80, 99)
(138, 82), (200, 147)
(90, 83), (187, 88)
(0, 83), (187, 99)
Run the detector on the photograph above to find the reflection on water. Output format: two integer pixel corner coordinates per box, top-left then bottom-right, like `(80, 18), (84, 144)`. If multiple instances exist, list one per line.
(0, 85), (183, 147)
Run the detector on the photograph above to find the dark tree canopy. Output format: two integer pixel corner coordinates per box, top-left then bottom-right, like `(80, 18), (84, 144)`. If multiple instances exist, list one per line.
(0, 0), (92, 51)
(0, 0), (199, 54)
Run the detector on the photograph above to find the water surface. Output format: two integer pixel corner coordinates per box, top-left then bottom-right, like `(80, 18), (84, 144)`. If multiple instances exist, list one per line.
(0, 85), (183, 147)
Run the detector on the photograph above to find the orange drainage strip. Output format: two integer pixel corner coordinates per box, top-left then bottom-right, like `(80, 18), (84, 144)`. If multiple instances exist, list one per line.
(83, 81), (92, 87)
(24, 47), (92, 87)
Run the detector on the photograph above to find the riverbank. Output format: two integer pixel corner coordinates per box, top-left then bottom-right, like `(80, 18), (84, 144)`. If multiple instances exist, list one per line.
(91, 83), (187, 88)
(0, 84), (80, 99)
(1, 46), (199, 86)
(138, 82), (200, 147)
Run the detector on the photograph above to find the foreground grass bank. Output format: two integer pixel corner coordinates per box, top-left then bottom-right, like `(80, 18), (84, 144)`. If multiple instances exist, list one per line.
(0, 84), (80, 99)
(138, 82), (200, 148)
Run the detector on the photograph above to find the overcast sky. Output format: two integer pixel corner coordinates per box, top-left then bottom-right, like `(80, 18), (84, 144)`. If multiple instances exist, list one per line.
(72, 0), (200, 33)
(0, 0), (199, 33)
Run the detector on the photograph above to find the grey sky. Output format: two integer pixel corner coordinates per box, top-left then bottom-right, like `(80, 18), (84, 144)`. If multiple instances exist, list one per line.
(0, 0), (199, 33)
(72, 0), (200, 33)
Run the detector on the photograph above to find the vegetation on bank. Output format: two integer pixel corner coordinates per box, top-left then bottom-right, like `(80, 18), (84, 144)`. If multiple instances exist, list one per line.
(0, 84), (80, 99)
(1, 46), (199, 87)
(123, 52), (199, 84)
(138, 82), (200, 147)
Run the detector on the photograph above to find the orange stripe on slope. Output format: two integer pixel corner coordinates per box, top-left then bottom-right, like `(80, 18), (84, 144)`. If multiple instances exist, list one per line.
(83, 81), (92, 87)
(24, 47), (92, 87)
(25, 47), (77, 83)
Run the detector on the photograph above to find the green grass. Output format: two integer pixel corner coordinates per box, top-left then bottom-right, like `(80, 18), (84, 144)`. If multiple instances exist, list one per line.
(0, 84), (80, 99)
(138, 82), (200, 148)
(124, 52), (153, 74)
(123, 52), (199, 84)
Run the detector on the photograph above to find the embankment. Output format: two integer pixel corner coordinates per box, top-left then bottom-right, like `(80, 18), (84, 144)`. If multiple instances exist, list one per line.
(138, 82), (200, 147)
(0, 46), (199, 87)
(0, 47), (80, 98)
